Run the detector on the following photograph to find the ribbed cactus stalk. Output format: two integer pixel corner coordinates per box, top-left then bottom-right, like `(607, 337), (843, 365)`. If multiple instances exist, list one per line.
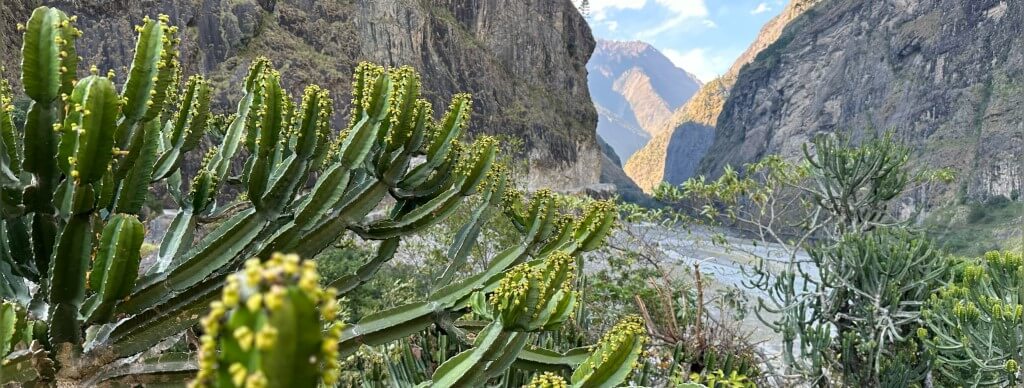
(571, 315), (649, 387)
(922, 251), (1024, 386)
(192, 253), (343, 388)
(487, 251), (577, 331)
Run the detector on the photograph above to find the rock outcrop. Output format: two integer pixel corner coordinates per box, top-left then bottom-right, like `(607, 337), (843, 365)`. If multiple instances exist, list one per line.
(0, 0), (601, 190)
(704, 0), (1023, 205)
(588, 40), (701, 162)
(624, 0), (819, 191)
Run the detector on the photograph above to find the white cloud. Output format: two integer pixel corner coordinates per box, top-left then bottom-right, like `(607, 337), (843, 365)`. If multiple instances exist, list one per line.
(589, 0), (647, 21)
(605, 20), (619, 31)
(652, 0), (709, 19)
(634, 0), (713, 38)
(750, 2), (772, 15)
(662, 47), (736, 82)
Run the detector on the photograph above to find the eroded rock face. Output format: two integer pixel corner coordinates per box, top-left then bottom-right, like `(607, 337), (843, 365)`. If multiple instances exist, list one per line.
(704, 0), (1023, 204)
(1, 0), (601, 190)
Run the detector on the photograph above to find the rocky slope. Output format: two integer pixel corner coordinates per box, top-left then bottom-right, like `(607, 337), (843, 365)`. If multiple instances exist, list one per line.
(588, 40), (702, 162)
(625, 0), (820, 191)
(704, 0), (1023, 206)
(0, 0), (601, 191)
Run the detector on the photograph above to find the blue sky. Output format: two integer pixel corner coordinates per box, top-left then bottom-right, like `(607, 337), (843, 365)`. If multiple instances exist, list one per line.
(586, 0), (786, 82)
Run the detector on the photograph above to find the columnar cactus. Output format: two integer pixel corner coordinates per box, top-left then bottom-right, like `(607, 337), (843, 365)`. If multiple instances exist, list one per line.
(192, 253), (343, 388)
(922, 251), (1024, 386)
(0, 6), (641, 386)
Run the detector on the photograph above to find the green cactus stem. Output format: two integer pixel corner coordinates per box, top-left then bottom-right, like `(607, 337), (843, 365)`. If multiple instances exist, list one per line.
(192, 253), (343, 388)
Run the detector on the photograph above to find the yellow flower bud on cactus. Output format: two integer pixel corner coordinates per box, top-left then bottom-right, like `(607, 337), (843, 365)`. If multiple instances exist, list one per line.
(528, 372), (568, 388)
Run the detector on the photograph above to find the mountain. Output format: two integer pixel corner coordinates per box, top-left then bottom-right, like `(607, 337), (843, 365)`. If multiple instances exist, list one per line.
(703, 0), (1022, 208)
(624, 0), (821, 191)
(0, 0), (601, 191)
(588, 40), (702, 163)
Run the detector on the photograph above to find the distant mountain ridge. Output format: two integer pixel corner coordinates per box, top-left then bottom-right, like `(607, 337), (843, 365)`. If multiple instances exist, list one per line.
(624, 0), (820, 191)
(587, 40), (702, 163)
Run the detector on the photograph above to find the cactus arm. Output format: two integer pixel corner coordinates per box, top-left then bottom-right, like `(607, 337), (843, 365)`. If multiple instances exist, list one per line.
(391, 155), (459, 199)
(339, 301), (441, 357)
(292, 163), (353, 226)
(570, 315), (647, 388)
(354, 186), (463, 240)
(21, 7), (76, 199)
(0, 87), (17, 185)
(21, 103), (59, 206)
(328, 237), (400, 293)
(0, 250), (29, 302)
(209, 103), (249, 183)
(152, 209), (195, 273)
(401, 94), (470, 187)
(246, 70), (285, 208)
(46, 215), (92, 345)
(257, 87), (332, 217)
(287, 181), (389, 257)
(118, 208), (264, 315)
(83, 214), (143, 324)
(72, 76), (119, 183)
(2, 219), (34, 280)
(119, 17), (165, 125)
(151, 76), (211, 181)
(112, 119), (160, 214)
(90, 352), (197, 386)
(437, 177), (503, 286)
(192, 254), (343, 387)
(431, 244), (529, 306)
(55, 80), (88, 176)
(427, 321), (507, 387)
(20, 7), (67, 103)
(513, 346), (591, 372)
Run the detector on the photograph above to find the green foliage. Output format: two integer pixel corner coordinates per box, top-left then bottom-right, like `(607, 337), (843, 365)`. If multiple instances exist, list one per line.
(805, 229), (944, 386)
(657, 132), (954, 385)
(922, 251), (1024, 386)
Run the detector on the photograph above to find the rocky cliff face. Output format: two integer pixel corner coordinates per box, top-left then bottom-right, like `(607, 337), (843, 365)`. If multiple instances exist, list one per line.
(704, 0), (1023, 206)
(624, 0), (818, 191)
(588, 40), (701, 162)
(0, 0), (601, 191)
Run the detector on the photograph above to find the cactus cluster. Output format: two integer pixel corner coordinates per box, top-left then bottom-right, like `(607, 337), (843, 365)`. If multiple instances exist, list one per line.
(922, 251), (1024, 386)
(1, 6), (644, 386)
